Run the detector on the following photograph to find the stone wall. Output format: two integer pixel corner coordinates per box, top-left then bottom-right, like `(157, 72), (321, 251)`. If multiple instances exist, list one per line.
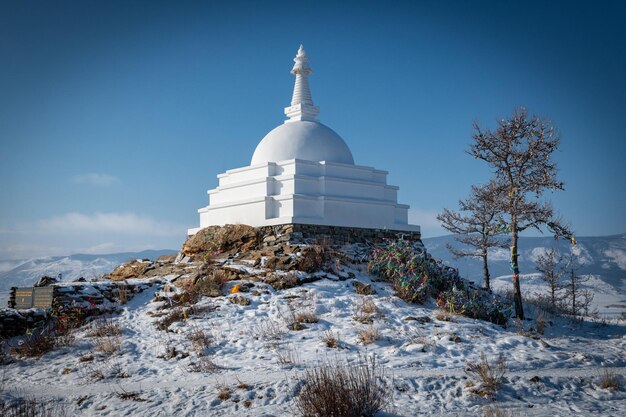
(0, 308), (49, 339)
(257, 223), (422, 247)
(2, 281), (156, 338)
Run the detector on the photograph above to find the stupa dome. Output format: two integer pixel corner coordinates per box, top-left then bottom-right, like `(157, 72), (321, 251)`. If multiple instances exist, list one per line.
(250, 45), (355, 166)
(251, 120), (354, 165)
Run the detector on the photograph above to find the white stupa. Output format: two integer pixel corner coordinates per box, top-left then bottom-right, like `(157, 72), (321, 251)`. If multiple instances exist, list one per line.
(189, 45), (419, 235)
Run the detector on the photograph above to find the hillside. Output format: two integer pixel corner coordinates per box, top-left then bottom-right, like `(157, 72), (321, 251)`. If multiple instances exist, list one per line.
(1, 227), (625, 416)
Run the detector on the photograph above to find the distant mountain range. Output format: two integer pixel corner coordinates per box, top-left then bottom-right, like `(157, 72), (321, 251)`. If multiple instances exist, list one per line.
(0, 249), (176, 291)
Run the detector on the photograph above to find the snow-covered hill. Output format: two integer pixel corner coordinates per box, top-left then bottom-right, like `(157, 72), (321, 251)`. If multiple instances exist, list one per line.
(2, 273), (625, 416)
(0, 250), (176, 291)
(424, 234), (626, 315)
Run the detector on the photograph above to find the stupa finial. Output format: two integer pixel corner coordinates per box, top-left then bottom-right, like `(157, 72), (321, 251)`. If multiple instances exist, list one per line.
(285, 45), (320, 123)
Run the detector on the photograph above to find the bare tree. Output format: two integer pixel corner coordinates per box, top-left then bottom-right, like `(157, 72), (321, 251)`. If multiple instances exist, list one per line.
(535, 247), (567, 308)
(437, 181), (508, 290)
(468, 108), (573, 319)
(563, 258), (594, 317)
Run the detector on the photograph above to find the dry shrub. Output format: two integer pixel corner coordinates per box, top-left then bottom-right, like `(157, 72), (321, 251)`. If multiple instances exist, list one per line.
(187, 326), (212, 353)
(358, 326), (381, 345)
(295, 311), (319, 325)
(435, 309), (453, 322)
(0, 397), (68, 417)
(295, 356), (388, 417)
(217, 384), (231, 401)
(353, 281), (375, 296)
(87, 317), (122, 338)
(535, 310), (547, 335)
(254, 320), (286, 344)
(598, 368), (621, 390)
(156, 307), (187, 330)
(274, 343), (300, 365)
(9, 329), (54, 358)
(320, 331), (340, 348)
(95, 337), (121, 356)
(353, 298), (381, 324)
(465, 353), (506, 398)
(282, 306), (317, 331)
(187, 356), (220, 373)
(115, 390), (148, 402)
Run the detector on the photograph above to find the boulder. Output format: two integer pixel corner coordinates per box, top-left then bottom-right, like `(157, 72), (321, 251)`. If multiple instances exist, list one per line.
(109, 260), (154, 281)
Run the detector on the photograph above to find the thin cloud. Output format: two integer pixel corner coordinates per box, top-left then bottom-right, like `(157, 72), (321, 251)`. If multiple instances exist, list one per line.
(72, 173), (120, 187)
(39, 212), (183, 237)
(0, 212), (186, 260)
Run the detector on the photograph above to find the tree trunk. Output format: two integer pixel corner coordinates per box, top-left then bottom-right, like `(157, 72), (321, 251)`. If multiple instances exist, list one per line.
(511, 226), (525, 319)
(570, 269), (577, 315)
(482, 252), (490, 291)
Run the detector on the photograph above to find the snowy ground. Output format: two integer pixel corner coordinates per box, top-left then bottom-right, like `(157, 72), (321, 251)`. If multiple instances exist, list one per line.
(2, 268), (626, 416)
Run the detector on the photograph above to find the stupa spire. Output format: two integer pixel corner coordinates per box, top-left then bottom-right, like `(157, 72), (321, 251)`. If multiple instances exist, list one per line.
(284, 45), (320, 123)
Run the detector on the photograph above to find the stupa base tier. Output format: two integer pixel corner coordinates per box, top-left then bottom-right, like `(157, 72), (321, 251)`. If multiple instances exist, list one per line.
(188, 223), (421, 246)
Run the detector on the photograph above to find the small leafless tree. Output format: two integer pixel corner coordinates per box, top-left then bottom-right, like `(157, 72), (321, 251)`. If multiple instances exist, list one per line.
(437, 181), (508, 290)
(468, 108), (573, 319)
(534, 247), (567, 307)
(563, 258), (594, 317)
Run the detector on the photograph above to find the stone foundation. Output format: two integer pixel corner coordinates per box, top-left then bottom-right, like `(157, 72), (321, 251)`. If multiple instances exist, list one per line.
(256, 223), (422, 246)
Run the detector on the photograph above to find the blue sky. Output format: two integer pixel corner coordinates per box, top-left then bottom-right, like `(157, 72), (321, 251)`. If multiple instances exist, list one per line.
(1, 0), (625, 260)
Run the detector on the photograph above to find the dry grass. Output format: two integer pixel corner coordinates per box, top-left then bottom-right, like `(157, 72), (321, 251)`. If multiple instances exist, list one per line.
(294, 311), (319, 325)
(95, 337), (121, 356)
(9, 329), (55, 358)
(156, 307), (187, 330)
(321, 330), (340, 348)
(171, 269), (227, 307)
(217, 384), (231, 401)
(358, 326), (381, 345)
(465, 353), (506, 398)
(295, 356), (388, 417)
(535, 310), (547, 335)
(0, 397), (68, 417)
(435, 309), (453, 322)
(353, 297), (382, 324)
(187, 326), (212, 353)
(115, 390), (148, 402)
(254, 320), (286, 344)
(275, 343), (300, 365)
(598, 368), (621, 390)
(87, 317), (122, 338)
(187, 356), (220, 373)
(353, 281), (375, 296)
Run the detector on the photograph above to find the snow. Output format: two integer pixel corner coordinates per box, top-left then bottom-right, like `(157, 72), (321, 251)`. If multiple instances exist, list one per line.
(2, 267), (625, 416)
(604, 248), (626, 270)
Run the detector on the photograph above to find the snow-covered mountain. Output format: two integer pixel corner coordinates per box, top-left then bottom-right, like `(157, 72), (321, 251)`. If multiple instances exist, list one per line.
(423, 233), (626, 314)
(0, 250), (176, 291)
